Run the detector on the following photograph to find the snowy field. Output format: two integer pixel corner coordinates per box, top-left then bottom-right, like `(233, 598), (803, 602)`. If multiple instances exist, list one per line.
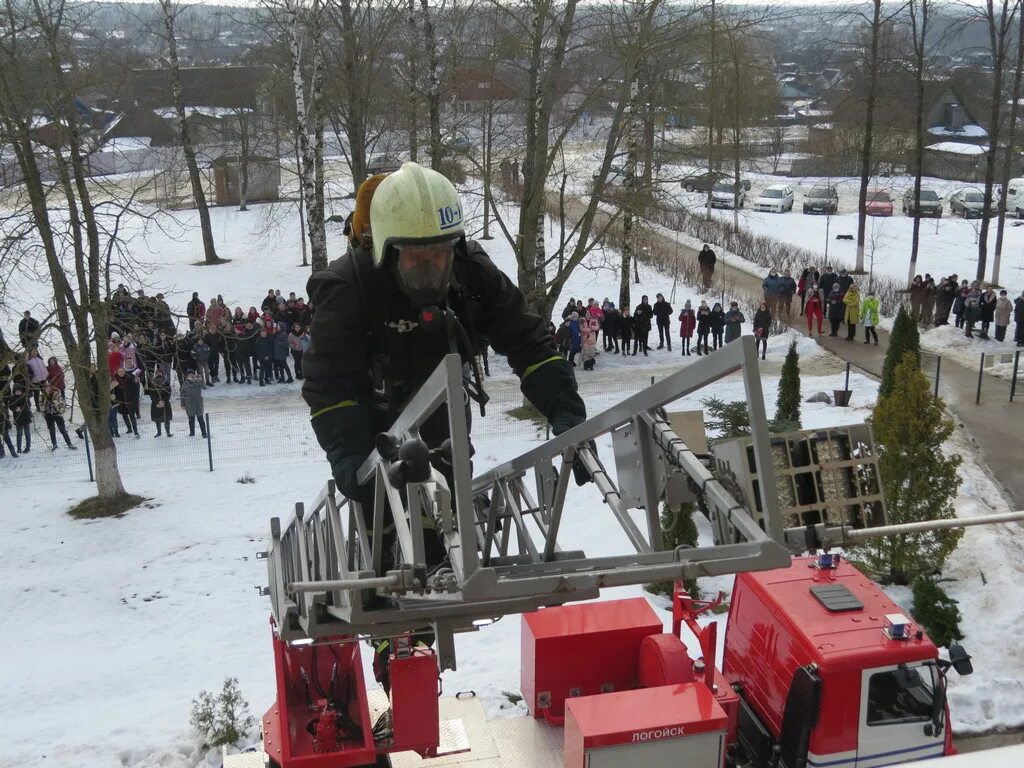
(2, 185), (1024, 767)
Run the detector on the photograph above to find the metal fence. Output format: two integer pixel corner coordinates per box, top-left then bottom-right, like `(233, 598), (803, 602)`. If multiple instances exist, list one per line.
(920, 351), (943, 399)
(0, 404), (328, 488)
(975, 350), (1023, 404)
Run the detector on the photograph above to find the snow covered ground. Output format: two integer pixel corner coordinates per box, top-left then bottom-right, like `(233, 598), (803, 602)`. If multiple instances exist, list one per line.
(2, 183), (1023, 768)
(875, 315), (1023, 385)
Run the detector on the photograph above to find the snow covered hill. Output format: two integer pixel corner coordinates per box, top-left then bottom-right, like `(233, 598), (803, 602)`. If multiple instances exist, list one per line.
(2, 190), (1022, 767)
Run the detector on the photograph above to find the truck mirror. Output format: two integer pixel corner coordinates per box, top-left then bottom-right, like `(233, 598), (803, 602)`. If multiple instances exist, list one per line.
(928, 670), (947, 738)
(948, 644), (973, 676)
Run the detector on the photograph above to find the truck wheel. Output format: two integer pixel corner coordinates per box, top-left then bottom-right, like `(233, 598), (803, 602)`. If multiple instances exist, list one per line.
(1017, 207), (1023, 219)
(685, 183), (695, 193)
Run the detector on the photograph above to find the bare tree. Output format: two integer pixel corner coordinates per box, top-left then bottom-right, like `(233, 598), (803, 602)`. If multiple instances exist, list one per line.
(320, 0), (401, 188)
(283, 0), (328, 271)
(616, 0), (673, 310)
(704, 0), (719, 218)
(406, 0), (420, 161)
(906, 0), (930, 287)
(992, 6), (1024, 286)
(854, 0), (892, 274)
(0, 0), (135, 504)
(974, 0), (1021, 282)
(157, 0), (223, 265)
(421, 0), (442, 169)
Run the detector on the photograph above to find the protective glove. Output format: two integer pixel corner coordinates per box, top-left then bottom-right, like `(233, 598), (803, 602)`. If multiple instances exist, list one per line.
(521, 357), (593, 486)
(310, 402), (375, 506)
(334, 453), (374, 507)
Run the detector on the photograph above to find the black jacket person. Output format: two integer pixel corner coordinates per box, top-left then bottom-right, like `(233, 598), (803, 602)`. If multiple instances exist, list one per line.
(302, 162), (586, 506)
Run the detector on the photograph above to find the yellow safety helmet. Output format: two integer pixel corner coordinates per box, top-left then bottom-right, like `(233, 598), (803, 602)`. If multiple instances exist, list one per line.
(369, 162), (465, 305)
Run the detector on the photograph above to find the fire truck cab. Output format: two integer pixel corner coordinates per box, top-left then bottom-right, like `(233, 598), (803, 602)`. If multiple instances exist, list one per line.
(724, 555), (972, 768)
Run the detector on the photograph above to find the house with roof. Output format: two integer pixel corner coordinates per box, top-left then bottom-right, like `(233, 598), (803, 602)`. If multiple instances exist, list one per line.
(808, 75), (1009, 181)
(778, 82), (815, 113)
(445, 66), (521, 115)
(103, 66), (272, 148)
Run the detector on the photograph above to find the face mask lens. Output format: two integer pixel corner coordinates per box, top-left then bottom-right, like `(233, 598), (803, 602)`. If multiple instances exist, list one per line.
(394, 241), (456, 299)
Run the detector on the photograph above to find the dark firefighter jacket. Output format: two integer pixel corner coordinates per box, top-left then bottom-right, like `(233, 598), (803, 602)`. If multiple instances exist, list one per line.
(302, 239), (586, 499)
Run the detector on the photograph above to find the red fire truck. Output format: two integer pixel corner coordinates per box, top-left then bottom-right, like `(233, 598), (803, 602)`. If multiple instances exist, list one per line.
(229, 349), (1015, 768)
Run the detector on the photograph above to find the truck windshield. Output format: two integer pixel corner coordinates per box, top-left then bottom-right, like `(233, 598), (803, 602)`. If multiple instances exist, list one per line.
(866, 666), (938, 726)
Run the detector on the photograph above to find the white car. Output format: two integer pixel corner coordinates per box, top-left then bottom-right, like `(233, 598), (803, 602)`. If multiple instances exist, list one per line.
(752, 184), (795, 213)
(710, 179), (747, 209)
(593, 164), (627, 186)
(1001, 177), (1024, 217)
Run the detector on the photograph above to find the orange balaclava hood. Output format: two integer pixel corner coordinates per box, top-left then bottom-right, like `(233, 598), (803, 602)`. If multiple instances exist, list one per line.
(348, 173), (389, 248)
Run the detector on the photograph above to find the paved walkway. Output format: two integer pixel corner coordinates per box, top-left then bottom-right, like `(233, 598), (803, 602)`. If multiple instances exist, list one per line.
(560, 195), (1024, 508)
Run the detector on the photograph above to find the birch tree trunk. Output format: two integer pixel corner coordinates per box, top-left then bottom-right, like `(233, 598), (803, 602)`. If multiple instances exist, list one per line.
(161, 0), (221, 265)
(288, 0), (328, 272)
(855, 0), (882, 274)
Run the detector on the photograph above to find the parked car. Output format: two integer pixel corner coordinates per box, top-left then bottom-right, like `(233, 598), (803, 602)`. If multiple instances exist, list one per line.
(593, 164), (627, 186)
(681, 171), (729, 193)
(367, 153), (403, 174)
(905, 188), (942, 218)
(445, 136), (477, 154)
(751, 184), (794, 213)
(999, 178), (1024, 217)
(802, 185), (839, 214)
(710, 179), (747, 209)
(864, 189), (894, 217)
(901, 187), (943, 218)
(949, 188), (992, 219)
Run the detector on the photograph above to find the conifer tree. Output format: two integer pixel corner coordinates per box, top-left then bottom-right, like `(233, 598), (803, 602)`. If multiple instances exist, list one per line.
(880, 305), (920, 397)
(646, 501), (700, 597)
(852, 352), (962, 585)
(701, 396), (751, 438)
(771, 341), (801, 432)
(911, 575), (964, 648)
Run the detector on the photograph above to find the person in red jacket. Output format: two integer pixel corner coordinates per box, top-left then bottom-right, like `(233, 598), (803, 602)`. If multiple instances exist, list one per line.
(107, 336), (124, 376)
(678, 299), (696, 356)
(46, 357), (66, 398)
(206, 298), (228, 330)
(805, 285), (824, 336)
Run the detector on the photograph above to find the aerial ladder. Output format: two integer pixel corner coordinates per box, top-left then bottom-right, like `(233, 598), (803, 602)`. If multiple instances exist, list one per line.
(235, 336), (1024, 768)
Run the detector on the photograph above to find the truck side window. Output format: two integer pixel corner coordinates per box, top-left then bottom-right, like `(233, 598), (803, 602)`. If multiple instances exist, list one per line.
(866, 669), (935, 726)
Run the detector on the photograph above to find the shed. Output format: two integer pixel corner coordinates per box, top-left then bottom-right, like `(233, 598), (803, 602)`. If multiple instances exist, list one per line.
(211, 155), (281, 205)
(924, 142), (988, 182)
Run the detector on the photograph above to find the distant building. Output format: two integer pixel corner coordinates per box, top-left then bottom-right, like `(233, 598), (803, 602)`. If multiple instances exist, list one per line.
(211, 154), (281, 206)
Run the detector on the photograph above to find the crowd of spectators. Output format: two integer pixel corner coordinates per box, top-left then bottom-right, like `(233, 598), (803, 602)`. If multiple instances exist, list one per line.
(1, 284), (315, 459)
(905, 275), (1024, 345)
